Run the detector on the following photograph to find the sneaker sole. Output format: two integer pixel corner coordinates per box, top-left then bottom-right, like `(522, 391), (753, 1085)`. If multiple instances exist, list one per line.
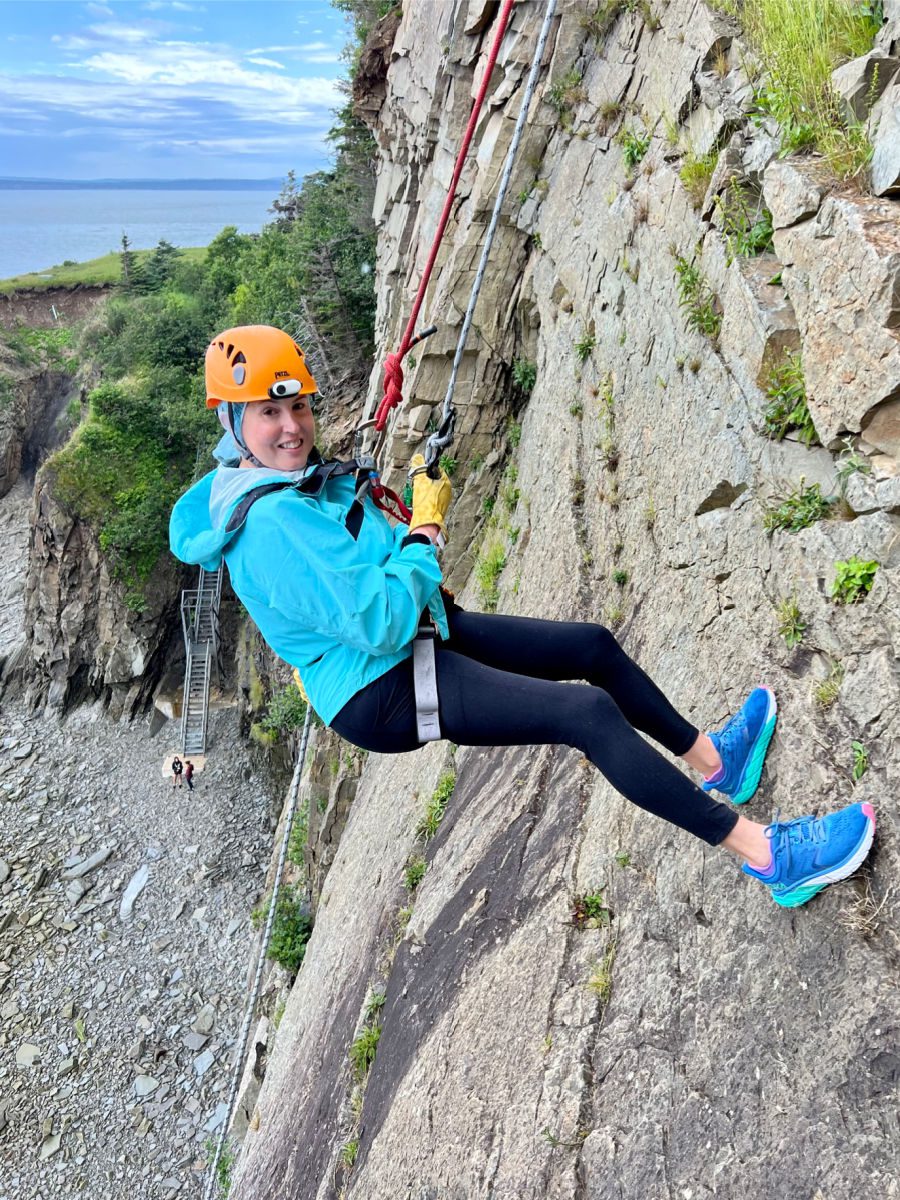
(731, 688), (777, 806)
(771, 805), (876, 908)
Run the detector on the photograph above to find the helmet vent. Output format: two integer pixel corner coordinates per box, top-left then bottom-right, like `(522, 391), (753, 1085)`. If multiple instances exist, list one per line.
(233, 351), (246, 364)
(226, 343), (234, 359)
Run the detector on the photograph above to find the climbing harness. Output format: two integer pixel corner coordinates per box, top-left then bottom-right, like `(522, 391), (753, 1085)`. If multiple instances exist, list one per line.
(202, 708), (314, 1200)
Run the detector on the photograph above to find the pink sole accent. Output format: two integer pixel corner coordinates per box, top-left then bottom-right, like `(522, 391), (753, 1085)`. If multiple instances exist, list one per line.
(862, 802), (876, 829)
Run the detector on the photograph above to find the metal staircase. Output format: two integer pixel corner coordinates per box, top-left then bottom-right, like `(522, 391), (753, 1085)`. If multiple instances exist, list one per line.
(180, 565), (223, 755)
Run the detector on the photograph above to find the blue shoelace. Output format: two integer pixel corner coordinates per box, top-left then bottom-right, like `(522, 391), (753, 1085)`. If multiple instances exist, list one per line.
(765, 813), (826, 871)
(717, 710), (748, 757)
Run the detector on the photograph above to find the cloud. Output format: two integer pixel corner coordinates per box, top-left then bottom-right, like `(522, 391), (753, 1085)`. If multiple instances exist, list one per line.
(87, 21), (154, 43)
(246, 57), (285, 70)
(85, 3), (114, 15)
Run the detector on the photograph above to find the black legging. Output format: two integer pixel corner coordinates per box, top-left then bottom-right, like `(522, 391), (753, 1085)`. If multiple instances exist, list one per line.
(330, 603), (738, 846)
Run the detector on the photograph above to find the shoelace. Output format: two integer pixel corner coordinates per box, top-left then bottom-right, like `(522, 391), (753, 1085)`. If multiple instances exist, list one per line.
(716, 710), (748, 757)
(764, 812), (825, 873)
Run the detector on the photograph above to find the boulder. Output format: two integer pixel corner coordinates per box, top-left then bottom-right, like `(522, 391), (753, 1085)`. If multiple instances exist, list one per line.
(870, 79), (900, 196)
(831, 49), (898, 122)
(774, 193), (900, 443)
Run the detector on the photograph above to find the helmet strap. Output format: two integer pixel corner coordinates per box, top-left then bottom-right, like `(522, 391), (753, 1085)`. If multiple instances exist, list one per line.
(226, 402), (265, 469)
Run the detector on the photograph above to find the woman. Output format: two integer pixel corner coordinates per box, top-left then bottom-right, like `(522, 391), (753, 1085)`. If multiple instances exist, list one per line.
(170, 325), (875, 909)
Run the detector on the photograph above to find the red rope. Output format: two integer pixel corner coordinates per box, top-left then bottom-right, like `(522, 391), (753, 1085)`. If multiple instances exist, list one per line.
(375, 0), (516, 432)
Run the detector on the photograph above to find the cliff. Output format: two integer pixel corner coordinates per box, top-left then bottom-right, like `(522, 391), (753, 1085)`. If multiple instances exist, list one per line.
(231, 2), (900, 1197)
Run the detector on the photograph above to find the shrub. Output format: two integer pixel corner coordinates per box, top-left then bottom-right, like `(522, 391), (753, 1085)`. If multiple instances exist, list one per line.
(253, 888), (314, 977)
(259, 683), (313, 736)
(674, 256), (721, 340)
(574, 332), (596, 363)
(831, 556), (878, 604)
(619, 127), (651, 169)
(763, 352), (818, 445)
(403, 856), (427, 891)
(572, 891), (612, 927)
(718, 183), (775, 260)
(763, 481), (833, 532)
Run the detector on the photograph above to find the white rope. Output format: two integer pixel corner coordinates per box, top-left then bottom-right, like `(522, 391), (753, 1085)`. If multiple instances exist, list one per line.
(203, 709), (314, 1200)
(424, 0), (559, 469)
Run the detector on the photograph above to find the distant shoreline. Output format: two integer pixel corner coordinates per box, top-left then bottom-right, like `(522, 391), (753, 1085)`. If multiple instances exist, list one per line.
(0, 178), (282, 191)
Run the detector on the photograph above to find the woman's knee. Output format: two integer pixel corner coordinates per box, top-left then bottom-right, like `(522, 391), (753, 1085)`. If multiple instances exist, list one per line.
(585, 624), (623, 676)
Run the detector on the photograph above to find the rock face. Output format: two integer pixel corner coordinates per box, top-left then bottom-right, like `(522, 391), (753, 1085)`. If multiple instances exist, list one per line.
(22, 476), (183, 715)
(230, 2), (900, 1198)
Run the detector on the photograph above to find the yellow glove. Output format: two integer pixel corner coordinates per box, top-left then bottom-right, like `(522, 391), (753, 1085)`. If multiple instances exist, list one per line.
(409, 453), (452, 535)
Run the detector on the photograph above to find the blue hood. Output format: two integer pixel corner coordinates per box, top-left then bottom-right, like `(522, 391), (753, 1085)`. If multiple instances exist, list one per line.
(169, 464), (310, 571)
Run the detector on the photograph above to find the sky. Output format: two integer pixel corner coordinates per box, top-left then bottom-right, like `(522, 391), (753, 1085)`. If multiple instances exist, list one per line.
(0, 1), (351, 181)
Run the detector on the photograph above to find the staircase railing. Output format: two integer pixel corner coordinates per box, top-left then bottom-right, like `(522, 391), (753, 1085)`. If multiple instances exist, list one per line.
(179, 565), (224, 756)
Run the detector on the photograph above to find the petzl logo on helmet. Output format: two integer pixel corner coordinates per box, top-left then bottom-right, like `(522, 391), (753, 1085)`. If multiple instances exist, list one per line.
(274, 370), (289, 379)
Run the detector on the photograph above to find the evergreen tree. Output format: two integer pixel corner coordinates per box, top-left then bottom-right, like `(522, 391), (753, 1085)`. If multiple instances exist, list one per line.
(143, 239), (182, 292)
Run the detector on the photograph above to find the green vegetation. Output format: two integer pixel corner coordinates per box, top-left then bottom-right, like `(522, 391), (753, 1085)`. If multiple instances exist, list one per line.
(403, 855), (427, 891)
(587, 942), (617, 1002)
(501, 463), (520, 512)
(674, 255), (721, 340)
(615, 851), (632, 868)
(619, 126), (651, 170)
(4, 325), (76, 369)
(572, 890), (612, 928)
(340, 1139), (360, 1168)
(613, 568), (628, 585)
(814, 658), (844, 709)
(287, 798), (311, 868)
(439, 454), (458, 477)
(0, 247), (207, 294)
(836, 437), (872, 491)
(831, 556), (878, 604)
(580, 0), (659, 40)
(259, 683), (316, 738)
(718, 183), (775, 261)
(775, 596), (807, 648)
(475, 534), (507, 612)
(252, 887), (313, 976)
(763, 481), (833, 532)
(735, 0), (882, 179)
(203, 1136), (235, 1199)
(763, 352), (817, 446)
(416, 770), (456, 840)
(852, 739), (869, 782)
(507, 419), (523, 448)
(680, 149), (719, 208)
(546, 68), (586, 128)
(349, 1023), (381, 1080)
(574, 332), (596, 363)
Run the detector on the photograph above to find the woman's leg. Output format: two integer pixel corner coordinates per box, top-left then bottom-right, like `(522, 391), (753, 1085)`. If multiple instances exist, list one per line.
(331, 652), (739, 847)
(444, 605), (714, 765)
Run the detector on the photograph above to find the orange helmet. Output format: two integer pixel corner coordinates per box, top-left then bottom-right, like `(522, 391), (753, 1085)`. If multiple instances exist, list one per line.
(205, 325), (317, 408)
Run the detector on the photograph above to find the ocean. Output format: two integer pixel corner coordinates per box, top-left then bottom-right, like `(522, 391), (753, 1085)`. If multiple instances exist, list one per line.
(0, 185), (280, 279)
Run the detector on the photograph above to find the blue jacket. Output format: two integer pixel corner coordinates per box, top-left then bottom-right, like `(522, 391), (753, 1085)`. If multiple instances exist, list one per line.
(169, 464), (448, 724)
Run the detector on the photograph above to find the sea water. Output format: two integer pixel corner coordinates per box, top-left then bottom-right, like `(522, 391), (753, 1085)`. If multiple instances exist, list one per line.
(0, 185), (278, 279)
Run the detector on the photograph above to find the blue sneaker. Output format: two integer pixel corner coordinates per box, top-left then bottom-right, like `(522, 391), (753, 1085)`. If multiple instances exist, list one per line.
(702, 686), (777, 805)
(744, 802), (876, 908)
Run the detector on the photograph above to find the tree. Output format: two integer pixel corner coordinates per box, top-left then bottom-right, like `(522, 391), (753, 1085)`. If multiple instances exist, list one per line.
(119, 233), (145, 292)
(143, 239), (182, 292)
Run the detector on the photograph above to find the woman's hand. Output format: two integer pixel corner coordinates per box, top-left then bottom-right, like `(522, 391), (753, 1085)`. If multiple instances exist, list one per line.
(409, 454), (452, 539)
